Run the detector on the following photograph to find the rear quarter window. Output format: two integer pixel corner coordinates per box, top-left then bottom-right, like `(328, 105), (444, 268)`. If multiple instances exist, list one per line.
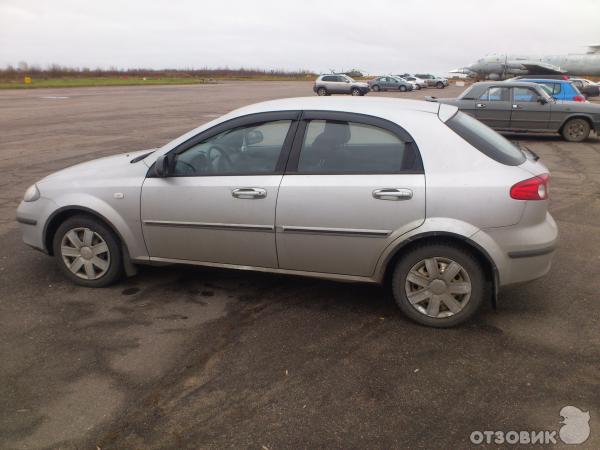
(445, 112), (526, 166)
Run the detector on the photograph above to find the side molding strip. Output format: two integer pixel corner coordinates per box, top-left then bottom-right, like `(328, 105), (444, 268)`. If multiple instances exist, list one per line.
(143, 220), (274, 232)
(280, 225), (391, 238)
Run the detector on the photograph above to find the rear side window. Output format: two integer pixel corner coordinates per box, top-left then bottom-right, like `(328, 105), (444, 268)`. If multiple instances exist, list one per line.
(321, 76), (336, 82)
(479, 87), (510, 101)
(446, 112), (525, 166)
(297, 120), (420, 173)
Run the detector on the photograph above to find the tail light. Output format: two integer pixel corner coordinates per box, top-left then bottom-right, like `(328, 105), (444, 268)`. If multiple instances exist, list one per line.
(510, 173), (550, 200)
(573, 95), (585, 102)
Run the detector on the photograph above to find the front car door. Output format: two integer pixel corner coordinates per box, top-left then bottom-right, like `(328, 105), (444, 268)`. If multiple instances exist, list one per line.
(509, 87), (551, 130)
(141, 112), (299, 268)
(275, 111), (426, 277)
(474, 85), (511, 129)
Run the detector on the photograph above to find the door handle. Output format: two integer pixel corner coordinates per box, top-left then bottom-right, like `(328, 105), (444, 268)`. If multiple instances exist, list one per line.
(231, 188), (267, 199)
(512, 104), (521, 109)
(372, 188), (413, 201)
(476, 103), (486, 108)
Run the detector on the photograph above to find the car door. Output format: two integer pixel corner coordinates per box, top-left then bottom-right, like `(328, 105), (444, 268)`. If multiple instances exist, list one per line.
(141, 112), (299, 268)
(509, 87), (551, 130)
(473, 86), (511, 129)
(275, 111), (426, 277)
(333, 76), (350, 93)
(388, 77), (400, 90)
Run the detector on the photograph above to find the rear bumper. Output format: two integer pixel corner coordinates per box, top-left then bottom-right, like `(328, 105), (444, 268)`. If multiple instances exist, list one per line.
(470, 212), (558, 287)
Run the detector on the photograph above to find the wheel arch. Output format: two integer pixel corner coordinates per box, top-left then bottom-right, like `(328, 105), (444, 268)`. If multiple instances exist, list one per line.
(44, 206), (125, 256)
(559, 114), (595, 132)
(379, 231), (499, 307)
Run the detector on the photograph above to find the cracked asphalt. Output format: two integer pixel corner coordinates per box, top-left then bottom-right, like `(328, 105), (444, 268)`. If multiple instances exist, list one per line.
(0, 82), (598, 449)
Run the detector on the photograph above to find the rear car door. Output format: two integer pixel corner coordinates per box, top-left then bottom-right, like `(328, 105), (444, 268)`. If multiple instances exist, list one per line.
(474, 86), (511, 128)
(509, 87), (551, 130)
(141, 112), (299, 268)
(275, 111), (426, 277)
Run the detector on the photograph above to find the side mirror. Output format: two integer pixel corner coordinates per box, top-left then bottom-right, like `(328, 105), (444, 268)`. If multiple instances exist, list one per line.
(154, 154), (170, 177)
(538, 97), (548, 105)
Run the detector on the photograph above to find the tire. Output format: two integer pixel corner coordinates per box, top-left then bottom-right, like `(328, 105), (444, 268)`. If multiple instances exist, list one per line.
(52, 214), (123, 287)
(351, 88), (361, 96)
(415, 85), (421, 90)
(436, 81), (444, 89)
(391, 243), (485, 328)
(317, 87), (328, 96)
(372, 84), (380, 92)
(561, 118), (590, 142)
(399, 85), (407, 92)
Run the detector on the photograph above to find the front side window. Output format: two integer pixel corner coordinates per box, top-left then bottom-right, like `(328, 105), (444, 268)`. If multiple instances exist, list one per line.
(479, 87), (509, 101)
(173, 120), (291, 176)
(513, 87), (540, 102)
(297, 120), (418, 173)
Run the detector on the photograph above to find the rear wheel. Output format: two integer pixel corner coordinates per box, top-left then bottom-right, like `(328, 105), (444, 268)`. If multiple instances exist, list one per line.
(53, 215), (123, 287)
(391, 244), (485, 327)
(561, 118), (590, 142)
(372, 84), (380, 92)
(399, 85), (407, 92)
(317, 87), (328, 96)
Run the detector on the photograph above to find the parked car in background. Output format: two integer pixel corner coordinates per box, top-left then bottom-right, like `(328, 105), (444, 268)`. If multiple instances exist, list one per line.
(414, 74), (449, 88)
(402, 75), (427, 90)
(518, 78), (586, 102)
(427, 81), (600, 141)
(508, 75), (599, 99)
(313, 74), (370, 96)
(569, 78), (600, 98)
(368, 76), (413, 92)
(16, 96), (558, 328)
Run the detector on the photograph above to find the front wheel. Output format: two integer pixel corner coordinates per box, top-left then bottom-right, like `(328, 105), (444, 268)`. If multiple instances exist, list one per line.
(436, 81), (445, 89)
(561, 118), (590, 142)
(351, 88), (361, 96)
(391, 244), (485, 327)
(415, 84), (421, 90)
(399, 85), (407, 92)
(53, 215), (123, 287)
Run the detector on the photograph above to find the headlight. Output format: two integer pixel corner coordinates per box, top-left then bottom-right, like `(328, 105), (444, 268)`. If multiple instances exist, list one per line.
(23, 184), (40, 202)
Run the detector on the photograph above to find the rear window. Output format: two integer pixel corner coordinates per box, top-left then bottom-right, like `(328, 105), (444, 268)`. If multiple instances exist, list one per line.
(445, 112), (526, 166)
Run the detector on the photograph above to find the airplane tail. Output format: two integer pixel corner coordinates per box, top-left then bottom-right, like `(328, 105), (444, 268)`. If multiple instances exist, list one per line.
(586, 45), (600, 54)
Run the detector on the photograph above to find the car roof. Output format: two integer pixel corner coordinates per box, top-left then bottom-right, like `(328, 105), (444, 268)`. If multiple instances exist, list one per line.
(474, 81), (545, 88)
(519, 78), (572, 84)
(228, 96), (444, 118)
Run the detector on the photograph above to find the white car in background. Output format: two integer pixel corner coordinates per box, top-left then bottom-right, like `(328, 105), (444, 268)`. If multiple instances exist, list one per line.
(399, 75), (427, 90)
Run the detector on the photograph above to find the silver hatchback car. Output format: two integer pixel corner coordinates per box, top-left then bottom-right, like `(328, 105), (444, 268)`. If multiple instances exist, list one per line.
(17, 97), (558, 327)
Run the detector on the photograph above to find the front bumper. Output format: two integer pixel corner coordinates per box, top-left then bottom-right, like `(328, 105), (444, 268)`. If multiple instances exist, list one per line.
(470, 212), (558, 287)
(16, 197), (58, 253)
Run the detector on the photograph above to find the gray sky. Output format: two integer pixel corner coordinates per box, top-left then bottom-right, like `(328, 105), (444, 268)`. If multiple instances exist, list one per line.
(1, 0), (599, 75)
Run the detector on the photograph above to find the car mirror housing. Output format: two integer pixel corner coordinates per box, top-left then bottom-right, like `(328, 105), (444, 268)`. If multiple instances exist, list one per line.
(154, 154), (170, 177)
(538, 97), (548, 105)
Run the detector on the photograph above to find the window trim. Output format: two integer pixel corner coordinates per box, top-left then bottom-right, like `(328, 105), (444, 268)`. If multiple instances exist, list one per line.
(147, 111), (301, 178)
(285, 110), (424, 175)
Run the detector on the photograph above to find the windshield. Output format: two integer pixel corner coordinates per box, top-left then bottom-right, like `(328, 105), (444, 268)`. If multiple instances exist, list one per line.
(446, 112), (526, 166)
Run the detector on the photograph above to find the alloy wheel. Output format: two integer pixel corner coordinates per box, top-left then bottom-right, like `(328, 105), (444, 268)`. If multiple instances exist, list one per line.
(404, 257), (472, 318)
(60, 227), (111, 280)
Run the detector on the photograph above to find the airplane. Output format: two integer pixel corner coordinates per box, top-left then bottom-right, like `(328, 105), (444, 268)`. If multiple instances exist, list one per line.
(452, 45), (600, 80)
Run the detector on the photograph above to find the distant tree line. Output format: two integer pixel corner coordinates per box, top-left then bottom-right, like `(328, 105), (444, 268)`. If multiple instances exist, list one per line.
(0, 62), (316, 80)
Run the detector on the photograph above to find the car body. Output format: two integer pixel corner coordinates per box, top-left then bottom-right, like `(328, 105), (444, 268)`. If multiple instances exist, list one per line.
(400, 75), (427, 90)
(368, 76), (413, 92)
(569, 78), (600, 98)
(313, 74), (370, 96)
(428, 81), (600, 141)
(414, 74), (449, 88)
(518, 78), (586, 102)
(17, 96), (558, 327)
